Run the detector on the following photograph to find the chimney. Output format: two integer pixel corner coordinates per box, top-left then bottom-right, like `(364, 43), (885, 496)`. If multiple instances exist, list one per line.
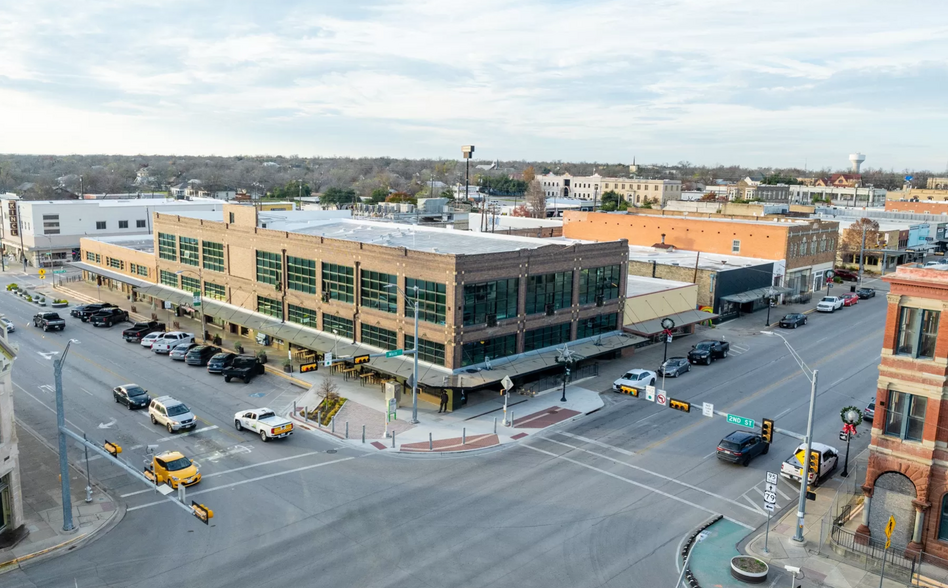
(661, 233), (666, 244)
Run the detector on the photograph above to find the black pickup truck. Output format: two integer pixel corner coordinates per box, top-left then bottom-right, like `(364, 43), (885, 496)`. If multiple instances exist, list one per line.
(33, 312), (66, 332)
(90, 307), (129, 327)
(122, 321), (166, 342)
(71, 302), (116, 322)
(223, 356), (266, 383)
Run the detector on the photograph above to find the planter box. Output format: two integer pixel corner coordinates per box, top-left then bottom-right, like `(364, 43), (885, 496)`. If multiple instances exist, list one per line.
(730, 557), (768, 584)
(51, 303), (68, 308)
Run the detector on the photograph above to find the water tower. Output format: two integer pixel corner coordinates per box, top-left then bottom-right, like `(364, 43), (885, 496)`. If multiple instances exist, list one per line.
(849, 153), (866, 173)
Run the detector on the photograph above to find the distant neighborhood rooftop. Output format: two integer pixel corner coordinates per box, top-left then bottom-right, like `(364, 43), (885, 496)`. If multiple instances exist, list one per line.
(627, 245), (775, 271)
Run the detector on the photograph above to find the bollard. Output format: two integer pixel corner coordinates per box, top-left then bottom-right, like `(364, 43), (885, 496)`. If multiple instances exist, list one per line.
(429, 432), (433, 451)
(510, 411), (515, 429)
(331, 417), (335, 434)
(362, 424), (366, 443)
(462, 428), (466, 445)
(493, 417), (497, 435)
(346, 421), (349, 439)
(304, 406), (309, 423)
(294, 401), (297, 416)
(391, 431), (396, 448)
(317, 411), (321, 428)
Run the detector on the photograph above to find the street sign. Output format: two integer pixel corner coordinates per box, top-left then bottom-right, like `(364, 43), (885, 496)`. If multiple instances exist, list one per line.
(763, 502), (775, 512)
(656, 393), (667, 407)
(765, 482), (777, 493)
(839, 431), (849, 442)
(501, 375), (514, 391)
(387, 398), (397, 422)
(763, 491), (776, 504)
(666, 335), (672, 343)
(645, 388), (655, 402)
(38, 269), (46, 277)
(766, 472), (778, 485)
(385, 349), (404, 358)
(702, 402), (714, 417)
(192, 292), (201, 307)
(885, 538), (891, 550)
(53, 269), (66, 274)
(645, 385), (656, 398)
(726, 414), (755, 428)
(885, 516), (895, 538)
(323, 352), (333, 367)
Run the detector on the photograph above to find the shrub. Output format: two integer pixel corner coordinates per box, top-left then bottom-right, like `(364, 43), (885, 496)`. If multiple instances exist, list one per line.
(25, 295), (32, 302)
(234, 342), (244, 353)
(54, 299), (67, 304)
(6, 283), (17, 291)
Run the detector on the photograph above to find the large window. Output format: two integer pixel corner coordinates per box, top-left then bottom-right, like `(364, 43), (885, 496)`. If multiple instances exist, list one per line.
(202, 241), (224, 272)
(322, 263), (354, 303)
(896, 307), (939, 359)
(107, 257), (124, 270)
(256, 250), (282, 287)
(158, 233), (176, 261)
(578, 313), (618, 339)
(525, 272), (573, 315)
(361, 271), (397, 313)
(287, 256), (317, 294)
(160, 270), (178, 288)
(883, 390), (927, 442)
(287, 304), (318, 327)
(462, 278), (519, 326)
(131, 263), (149, 277)
(85, 251), (96, 262)
(361, 324), (397, 349)
(523, 323), (571, 352)
(462, 334), (517, 367)
(181, 276), (200, 294)
(204, 282), (226, 301)
(323, 314), (354, 339)
(405, 336), (446, 366)
(578, 265), (621, 305)
(939, 495), (948, 541)
(257, 295), (283, 320)
(406, 278), (446, 324)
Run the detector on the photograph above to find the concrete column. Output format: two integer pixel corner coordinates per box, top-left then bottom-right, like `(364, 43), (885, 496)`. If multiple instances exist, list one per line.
(855, 488), (872, 545)
(913, 507), (925, 544)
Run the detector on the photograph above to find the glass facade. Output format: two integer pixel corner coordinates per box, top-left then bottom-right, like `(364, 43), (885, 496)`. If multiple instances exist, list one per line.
(257, 295), (283, 320)
(179, 236), (199, 266)
(578, 265), (621, 305)
(323, 314), (354, 339)
(405, 278), (447, 324)
(256, 250), (282, 287)
(202, 241), (224, 272)
(287, 304), (318, 326)
(160, 270), (178, 288)
(883, 390), (927, 442)
(525, 271), (573, 315)
(577, 313), (618, 338)
(287, 256), (317, 294)
(181, 276), (200, 294)
(322, 263), (354, 303)
(361, 270), (397, 313)
(361, 324), (397, 349)
(462, 334), (517, 367)
(896, 307), (939, 360)
(405, 335), (446, 366)
(523, 323), (571, 352)
(158, 233), (176, 261)
(462, 278), (519, 326)
(204, 282), (226, 301)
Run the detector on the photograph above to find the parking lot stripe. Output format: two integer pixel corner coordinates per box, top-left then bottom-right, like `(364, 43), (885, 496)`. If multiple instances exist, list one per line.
(741, 494), (767, 515)
(557, 432), (636, 456)
(774, 484), (791, 501)
(155, 425), (218, 442)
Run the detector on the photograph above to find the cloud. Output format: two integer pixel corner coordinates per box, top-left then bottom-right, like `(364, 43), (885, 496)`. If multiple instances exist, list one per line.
(0, 0), (946, 168)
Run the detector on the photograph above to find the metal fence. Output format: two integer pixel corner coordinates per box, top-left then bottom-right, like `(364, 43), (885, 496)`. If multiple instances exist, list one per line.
(912, 552), (948, 587)
(830, 524), (918, 579)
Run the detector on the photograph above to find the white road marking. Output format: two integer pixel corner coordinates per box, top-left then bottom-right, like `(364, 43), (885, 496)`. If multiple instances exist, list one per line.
(524, 445), (754, 530)
(701, 451), (717, 460)
(204, 444), (251, 462)
(38, 385), (54, 394)
(543, 438), (764, 516)
(557, 432), (635, 456)
(126, 456), (355, 511)
(155, 425), (219, 442)
(750, 486), (764, 496)
(79, 387), (95, 397)
(37, 351), (60, 360)
(741, 494), (767, 515)
(774, 484), (791, 501)
(13, 382), (83, 430)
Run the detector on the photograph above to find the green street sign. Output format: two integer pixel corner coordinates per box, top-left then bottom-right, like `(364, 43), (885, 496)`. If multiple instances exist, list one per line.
(726, 414), (755, 428)
(385, 349), (404, 358)
(53, 269), (66, 274)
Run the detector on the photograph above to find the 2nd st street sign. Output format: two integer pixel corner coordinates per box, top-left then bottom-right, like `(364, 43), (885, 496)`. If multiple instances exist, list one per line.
(726, 414), (755, 428)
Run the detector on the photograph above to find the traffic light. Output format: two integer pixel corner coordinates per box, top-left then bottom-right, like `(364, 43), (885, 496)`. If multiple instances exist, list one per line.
(668, 398), (691, 413)
(353, 354), (370, 365)
(619, 385), (639, 397)
(104, 440), (122, 458)
(761, 418), (774, 444)
(808, 450), (821, 477)
(191, 501), (214, 525)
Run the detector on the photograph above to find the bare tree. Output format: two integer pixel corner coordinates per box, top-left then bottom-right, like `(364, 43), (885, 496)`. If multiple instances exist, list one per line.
(840, 218), (882, 259)
(525, 180), (546, 218)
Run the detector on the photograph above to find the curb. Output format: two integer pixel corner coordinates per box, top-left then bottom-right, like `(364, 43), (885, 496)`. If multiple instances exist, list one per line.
(263, 366), (311, 389)
(679, 515), (723, 588)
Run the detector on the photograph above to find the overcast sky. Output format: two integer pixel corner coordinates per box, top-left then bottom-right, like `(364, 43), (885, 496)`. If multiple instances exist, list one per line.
(1, 0), (946, 170)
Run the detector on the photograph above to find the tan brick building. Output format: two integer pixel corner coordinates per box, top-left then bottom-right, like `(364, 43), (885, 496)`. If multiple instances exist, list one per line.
(536, 172), (682, 207)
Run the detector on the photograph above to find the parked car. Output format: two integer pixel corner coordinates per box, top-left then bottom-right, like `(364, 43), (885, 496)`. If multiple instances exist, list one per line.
(688, 340), (730, 365)
(716, 430), (769, 466)
(233, 408), (294, 442)
(151, 332), (195, 354)
(72, 302), (115, 322)
(140, 331), (164, 349)
(169, 342), (198, 361)
(185, 345), (221, 367)
(90, 307), (129, 327)
(143, 451), (201, 489)
(148, 396), (197, 433)
(112, 384), (150, 410)
(122, 321), (166, 343)
(841, 293), (859, 307)
(658, 357), (690, 378)
(778, 313), (807, 329)
(0, 316), (14, 333)
(834, 269), (858, 281)
(816, 296), (844, 313)
(33, 312), (66, 331)
(207, 352), (238, 374)
(223, 355), (266, 383)
(856, 287), (876, 299)
(612, 369), (657, 393)
(864, 399), (875, 422)
(780, 442), (838, 486)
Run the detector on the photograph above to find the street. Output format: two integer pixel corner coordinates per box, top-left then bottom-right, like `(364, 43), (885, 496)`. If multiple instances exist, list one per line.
(0, 272), (884, 588)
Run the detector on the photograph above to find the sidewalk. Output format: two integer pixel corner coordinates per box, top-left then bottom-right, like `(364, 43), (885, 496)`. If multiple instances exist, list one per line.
(0, 421), (122, 572)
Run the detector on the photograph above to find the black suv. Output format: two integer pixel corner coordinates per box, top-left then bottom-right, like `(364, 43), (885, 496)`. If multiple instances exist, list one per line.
(186, 345), (222, 366)
(72, 303), (116, 321)
(716, 431), (769, 466)
(688, 340), (730, 365)
(207, 352), (237, 374)
(90, 308), (129, 327)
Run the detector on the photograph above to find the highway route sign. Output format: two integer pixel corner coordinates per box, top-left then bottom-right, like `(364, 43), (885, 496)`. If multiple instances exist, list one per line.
(766, 472), (778, 485)
(763, 491), (776, 504)
(726, 414), (755, 428)
(702, 402), (713, 417)
(656, 393), (667, 407)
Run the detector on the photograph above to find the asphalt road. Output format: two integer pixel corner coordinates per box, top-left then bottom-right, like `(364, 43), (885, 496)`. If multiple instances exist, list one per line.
(0, 272), (885, 588)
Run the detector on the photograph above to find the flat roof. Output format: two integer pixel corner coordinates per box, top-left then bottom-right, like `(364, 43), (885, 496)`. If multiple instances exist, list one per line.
(17, 198), (222, 208)
(625, 275), (694, 297)
(86, 235), (154, 253)
(628, 213), (815, 227)
(627, 245), (775, 271)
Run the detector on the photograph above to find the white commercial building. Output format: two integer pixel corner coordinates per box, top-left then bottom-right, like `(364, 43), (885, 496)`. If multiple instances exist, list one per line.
(536, 173), (682, 207)
(0, 197), (227, 268)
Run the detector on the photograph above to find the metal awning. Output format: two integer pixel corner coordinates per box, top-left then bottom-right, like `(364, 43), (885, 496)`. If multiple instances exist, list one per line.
(720, 286), (793, 305)
(69, 262), (154, 289)
(625, 309), (719, 336)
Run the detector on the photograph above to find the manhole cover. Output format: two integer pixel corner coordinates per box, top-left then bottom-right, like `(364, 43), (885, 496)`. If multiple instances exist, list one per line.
(326, 449), (337, 454)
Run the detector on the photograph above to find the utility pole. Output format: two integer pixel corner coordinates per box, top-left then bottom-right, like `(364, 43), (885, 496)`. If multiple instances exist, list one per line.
(858, 222), (868, 287)
(411, 289), (419, 424)
(54, 340), (79, 533)
(792, 368), (818, 543)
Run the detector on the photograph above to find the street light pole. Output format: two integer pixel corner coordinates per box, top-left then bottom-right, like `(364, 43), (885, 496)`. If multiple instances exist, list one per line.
(54, 339), (79, 533)
(385, 284), (420, 424)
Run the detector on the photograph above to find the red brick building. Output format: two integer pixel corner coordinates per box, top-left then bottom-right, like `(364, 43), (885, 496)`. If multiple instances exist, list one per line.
(861, 264), (948, 557)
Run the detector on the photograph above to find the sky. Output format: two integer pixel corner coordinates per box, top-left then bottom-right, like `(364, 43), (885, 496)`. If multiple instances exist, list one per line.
(1, 0), (947, 170)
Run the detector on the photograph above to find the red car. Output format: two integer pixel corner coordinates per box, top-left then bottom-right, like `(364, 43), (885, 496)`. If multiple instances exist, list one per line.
(834, 268), (859, 282)
(842, 293), (859, 307)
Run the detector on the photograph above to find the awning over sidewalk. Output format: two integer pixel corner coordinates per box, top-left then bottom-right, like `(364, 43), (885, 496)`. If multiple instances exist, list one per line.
(624, 309), (719, 336)
(720, 286), (792, 305)
(69, 262), (154, 289)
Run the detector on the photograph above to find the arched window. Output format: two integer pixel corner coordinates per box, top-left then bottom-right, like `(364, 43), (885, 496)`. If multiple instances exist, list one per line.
(938, 493), (948, 540)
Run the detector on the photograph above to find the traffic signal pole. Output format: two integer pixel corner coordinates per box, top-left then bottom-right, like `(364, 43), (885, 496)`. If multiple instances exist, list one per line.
(792, 369), (818, 543)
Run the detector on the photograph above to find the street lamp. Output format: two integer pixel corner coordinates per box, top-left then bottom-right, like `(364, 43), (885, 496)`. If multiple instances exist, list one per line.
(55, 338), (81, 533)
(764, 287), (776, 327)
(761, 330), (817, 544)
(661, 317), (675, 365)
(385, 283), (420, 424)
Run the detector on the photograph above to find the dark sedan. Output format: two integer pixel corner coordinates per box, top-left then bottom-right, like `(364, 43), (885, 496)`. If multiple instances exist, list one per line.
(778, 313), (807, 328)
(186, 345), (221, 366)
(207, 352), (238, 374)
(658, 357), (690, 377)
(112, 384), (150, 410)
(856, 287), (876, 299)
(716, 431), (769, 466)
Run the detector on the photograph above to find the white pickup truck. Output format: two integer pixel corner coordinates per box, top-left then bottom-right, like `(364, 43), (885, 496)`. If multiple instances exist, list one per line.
(151, 332), (195, 354)
(780, 442), (838, 486)
(233, 408), (294, 442)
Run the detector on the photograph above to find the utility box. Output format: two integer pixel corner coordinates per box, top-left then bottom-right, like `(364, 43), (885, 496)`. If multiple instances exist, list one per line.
(384, 381), (403, 406)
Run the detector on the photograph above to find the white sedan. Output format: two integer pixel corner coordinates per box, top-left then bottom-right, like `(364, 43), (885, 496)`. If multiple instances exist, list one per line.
(140, 332), (163, 348)
(613, 369), (657, 393)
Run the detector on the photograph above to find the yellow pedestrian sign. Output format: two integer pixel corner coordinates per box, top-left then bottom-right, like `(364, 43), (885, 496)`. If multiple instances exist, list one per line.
(38, 268), (46, 280)
(884, 515), (895, 550)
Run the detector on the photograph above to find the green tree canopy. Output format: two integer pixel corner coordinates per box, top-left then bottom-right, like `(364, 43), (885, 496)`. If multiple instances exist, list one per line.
(369, 187), (389, 203)
(320, 186), (357, 206)
(267, 180), (311, 200)
(477, 175), (528, 195)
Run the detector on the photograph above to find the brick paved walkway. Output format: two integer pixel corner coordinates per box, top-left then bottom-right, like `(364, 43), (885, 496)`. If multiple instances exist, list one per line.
(513, 407), (581, 428)
(400, 434), (499, 453)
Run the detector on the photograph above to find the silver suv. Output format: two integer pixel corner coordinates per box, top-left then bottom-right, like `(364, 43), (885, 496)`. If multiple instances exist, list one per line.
(148, 396), (197, 434)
